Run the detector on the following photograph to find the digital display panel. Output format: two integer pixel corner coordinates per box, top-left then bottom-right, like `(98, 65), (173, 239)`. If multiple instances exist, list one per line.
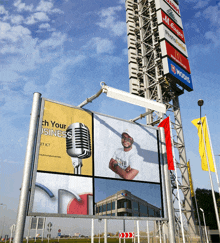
(29, 99), (165, 219)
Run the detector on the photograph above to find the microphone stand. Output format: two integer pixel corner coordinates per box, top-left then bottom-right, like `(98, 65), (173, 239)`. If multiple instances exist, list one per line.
(71, 157), (82, 174)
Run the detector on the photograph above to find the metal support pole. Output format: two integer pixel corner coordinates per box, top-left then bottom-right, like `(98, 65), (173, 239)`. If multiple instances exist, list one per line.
(14, 93), (42, 243)
(134, 221), (136, 243)
(104, 219), (107, 243)
(159, 127), (176, 243)
(0, 204), (7, 239)
(162, 223), (167, 243)
(206, 117), (220, 196)
(137, 221), (140, 243)
(146, 221), (150, 243)
(41, 218), (46, 243)
(159, 222), (162, 243)
(200, 209), (209, 243)
(200, 121), (220, 236)
(78, 87), (103, 108)
(35, 218), (38, 243)
(123, 219), (125, 243)
(27, 217), (32, 243)
(91, 219), (94, 243)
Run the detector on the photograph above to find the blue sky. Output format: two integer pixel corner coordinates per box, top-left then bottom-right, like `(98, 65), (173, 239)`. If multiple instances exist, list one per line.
(1, 0), (220, 237)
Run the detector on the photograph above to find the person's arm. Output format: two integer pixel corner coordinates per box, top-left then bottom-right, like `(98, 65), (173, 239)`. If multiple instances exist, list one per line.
(115, 166), (139, 180)
(109, 158), (118, 172)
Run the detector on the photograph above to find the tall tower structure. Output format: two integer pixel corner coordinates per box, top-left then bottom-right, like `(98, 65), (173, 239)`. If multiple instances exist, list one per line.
(125, 0), (196, 237)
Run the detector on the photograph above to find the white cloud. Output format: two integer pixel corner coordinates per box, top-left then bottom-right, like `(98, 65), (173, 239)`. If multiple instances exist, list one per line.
(97, 6), (126, 37)
(25, 12), (50, 25)
(36, 0), (53, 12)
(122, 48), (128, 56)
(84, 37), (115, 54)
(194, 0), (211, 9)
(38, 23), (50, 29)
(24, 15), (35, 25)
(199, 3), (220, 46)
(23, 81), (45, 95)
(39, 32), (67, 49)
(50, 8), (64, 14)
(36, 0), (64, 14)
(194, 11), (201, 18)
(44, 55), (86, 99)
(38, 23), (56, 32)
(13, 0), (34, 12)
(118, 0), (125, 4)
(1, 90), (30, 114)
(203, 5), (220, 25)
(10, 15), (24, 25)
(184, 22), (200, 33)
(34, 11), (50, 21)
(184, 0), (211, 9)
(0, 5), (8, 15)
(0, 68), (22, 83)
(0, 21), (31, 42)
(205, 29), (220, 47)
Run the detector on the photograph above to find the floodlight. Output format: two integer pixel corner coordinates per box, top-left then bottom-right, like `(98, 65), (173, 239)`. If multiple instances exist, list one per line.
(198, 99), (204, 107)
(78, 82), (166, 114)
(102, 84), (166, 114)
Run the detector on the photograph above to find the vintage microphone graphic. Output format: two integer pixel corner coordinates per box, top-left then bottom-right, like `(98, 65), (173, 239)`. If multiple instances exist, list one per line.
(66, 123), (91, 174)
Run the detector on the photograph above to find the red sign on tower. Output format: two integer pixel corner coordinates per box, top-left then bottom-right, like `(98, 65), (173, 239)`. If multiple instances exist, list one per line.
(165, 41), (191, 73)
(160, 10), (185, 42)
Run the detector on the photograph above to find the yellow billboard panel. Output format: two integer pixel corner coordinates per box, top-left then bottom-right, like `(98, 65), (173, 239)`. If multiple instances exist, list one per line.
(37, 100), (93, 175)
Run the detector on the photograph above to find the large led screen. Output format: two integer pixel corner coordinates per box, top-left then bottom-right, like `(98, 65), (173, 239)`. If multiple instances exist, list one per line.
(94, 113), (160, 183)
(29, 99), (165, 219)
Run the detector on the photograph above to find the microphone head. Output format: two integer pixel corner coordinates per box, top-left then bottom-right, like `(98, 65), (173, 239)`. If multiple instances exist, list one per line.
(66, 123), (91, 159)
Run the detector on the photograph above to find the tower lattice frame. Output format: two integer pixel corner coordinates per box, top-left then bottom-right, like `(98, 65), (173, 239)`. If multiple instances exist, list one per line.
(125, 0), (197, 237)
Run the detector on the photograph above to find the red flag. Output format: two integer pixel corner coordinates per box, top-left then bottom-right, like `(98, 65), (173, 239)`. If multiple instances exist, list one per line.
(158, 117), (174, 170)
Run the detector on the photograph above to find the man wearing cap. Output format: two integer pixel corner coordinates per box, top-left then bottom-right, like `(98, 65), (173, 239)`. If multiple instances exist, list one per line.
(109, 130), (139, 180)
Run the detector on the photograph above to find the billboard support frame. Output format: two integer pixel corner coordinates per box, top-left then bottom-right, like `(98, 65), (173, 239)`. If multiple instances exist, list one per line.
(159, 127), (175, 243)
(14, 92), (42, 243)
(28, 98), (167, 221)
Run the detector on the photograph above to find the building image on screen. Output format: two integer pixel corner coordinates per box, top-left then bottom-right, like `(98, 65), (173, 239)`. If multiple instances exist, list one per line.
(95, 189), (161, 217)
(94, 178), (162, 218)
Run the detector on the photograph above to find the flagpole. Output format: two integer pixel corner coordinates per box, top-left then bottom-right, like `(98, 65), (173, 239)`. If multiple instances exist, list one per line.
(205, 116), (220, 196)
(169, 116), (186, 243)
(199, 118), (220, 236)
(188, 160), (204, 243)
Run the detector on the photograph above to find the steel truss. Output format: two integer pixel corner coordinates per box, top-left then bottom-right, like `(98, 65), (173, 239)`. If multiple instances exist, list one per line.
(125, 0), (197, 238)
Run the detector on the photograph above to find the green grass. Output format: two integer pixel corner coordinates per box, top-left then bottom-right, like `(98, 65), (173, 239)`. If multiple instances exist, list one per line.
(1, 237), (203, 243)
(20, 239), (133, 243)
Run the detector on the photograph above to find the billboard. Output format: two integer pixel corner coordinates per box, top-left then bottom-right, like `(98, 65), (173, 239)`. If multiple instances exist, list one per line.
(157, 10), (185, 43)
(155, 0), (183, 28)
(28, 99), (165, 219)
(38, 100), (93, 175)
(162, 0), (180, 16)
(94, 113), (160, 182)
(160, 40), (191, 73)
(162, 57), (193, 91)
(158, 24), (188, 57)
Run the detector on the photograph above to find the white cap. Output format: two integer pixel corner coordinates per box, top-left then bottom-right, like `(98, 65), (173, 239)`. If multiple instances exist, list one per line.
(122, 128), (134, 139)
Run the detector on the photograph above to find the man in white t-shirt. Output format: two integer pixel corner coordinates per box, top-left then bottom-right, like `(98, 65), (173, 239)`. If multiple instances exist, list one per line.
(109, 130), (140, 180)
